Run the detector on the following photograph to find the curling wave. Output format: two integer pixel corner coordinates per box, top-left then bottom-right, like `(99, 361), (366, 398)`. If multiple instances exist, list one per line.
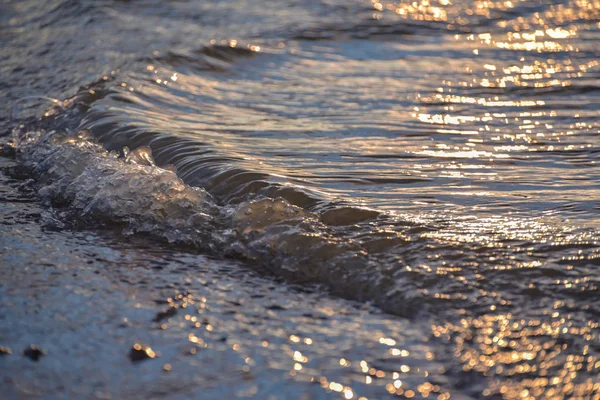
(6, 38), (599, 321)
(11, 102), (599, 322)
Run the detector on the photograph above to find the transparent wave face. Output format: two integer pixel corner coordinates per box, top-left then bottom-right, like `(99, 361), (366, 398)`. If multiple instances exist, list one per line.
(4, 0), (600, 398)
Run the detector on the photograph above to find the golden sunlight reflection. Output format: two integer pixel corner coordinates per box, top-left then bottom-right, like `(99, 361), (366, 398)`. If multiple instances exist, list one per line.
(434, 313), (600, 398)
(278, 328), (450, 399)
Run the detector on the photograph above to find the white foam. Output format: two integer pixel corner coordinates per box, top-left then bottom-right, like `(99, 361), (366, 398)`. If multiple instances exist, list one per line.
(15, 128), (218, 247)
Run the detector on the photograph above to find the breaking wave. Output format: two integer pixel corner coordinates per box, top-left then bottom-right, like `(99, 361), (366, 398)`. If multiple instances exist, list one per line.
(8, 78), (599, 321)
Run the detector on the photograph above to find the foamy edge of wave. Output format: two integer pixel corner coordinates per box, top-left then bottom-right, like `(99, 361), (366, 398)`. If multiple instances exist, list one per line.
(15, 128), (224, 248)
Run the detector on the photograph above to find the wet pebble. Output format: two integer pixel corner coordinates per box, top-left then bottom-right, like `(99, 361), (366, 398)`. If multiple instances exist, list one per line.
(0, 142), (16, 157)
(153, 306), (178, 322)
(23, 345), (45, 361)
(129, 343), (157, 362)
(266, 304), (286, 311)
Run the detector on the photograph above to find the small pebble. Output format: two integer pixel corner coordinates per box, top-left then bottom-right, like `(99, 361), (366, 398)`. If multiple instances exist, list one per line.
(23, 345), (45, 361)
(129, 343), (156, 362)
(153, 306), (177, 322)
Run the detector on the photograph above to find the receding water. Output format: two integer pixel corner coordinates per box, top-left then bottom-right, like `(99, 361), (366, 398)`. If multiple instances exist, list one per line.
(1, 0), (600, 399)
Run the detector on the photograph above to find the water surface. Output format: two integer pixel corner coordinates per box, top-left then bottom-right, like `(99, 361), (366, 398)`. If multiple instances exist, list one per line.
(1, 0), (600, 398)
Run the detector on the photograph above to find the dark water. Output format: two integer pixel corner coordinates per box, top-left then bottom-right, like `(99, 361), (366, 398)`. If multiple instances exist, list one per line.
(1, 0), (600, 398)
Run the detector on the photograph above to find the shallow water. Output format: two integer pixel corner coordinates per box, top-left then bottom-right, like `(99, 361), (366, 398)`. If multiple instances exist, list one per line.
(1, 0), (600, 399)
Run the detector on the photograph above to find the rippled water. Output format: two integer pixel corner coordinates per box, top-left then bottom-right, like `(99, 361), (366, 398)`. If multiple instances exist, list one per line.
(1, 0), (600, 398)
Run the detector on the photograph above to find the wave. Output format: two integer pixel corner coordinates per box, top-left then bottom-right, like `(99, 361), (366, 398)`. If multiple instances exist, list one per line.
(4, 0), (600, 319)
(13, 122), (415, 313)
(9, 69), (599, 321)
